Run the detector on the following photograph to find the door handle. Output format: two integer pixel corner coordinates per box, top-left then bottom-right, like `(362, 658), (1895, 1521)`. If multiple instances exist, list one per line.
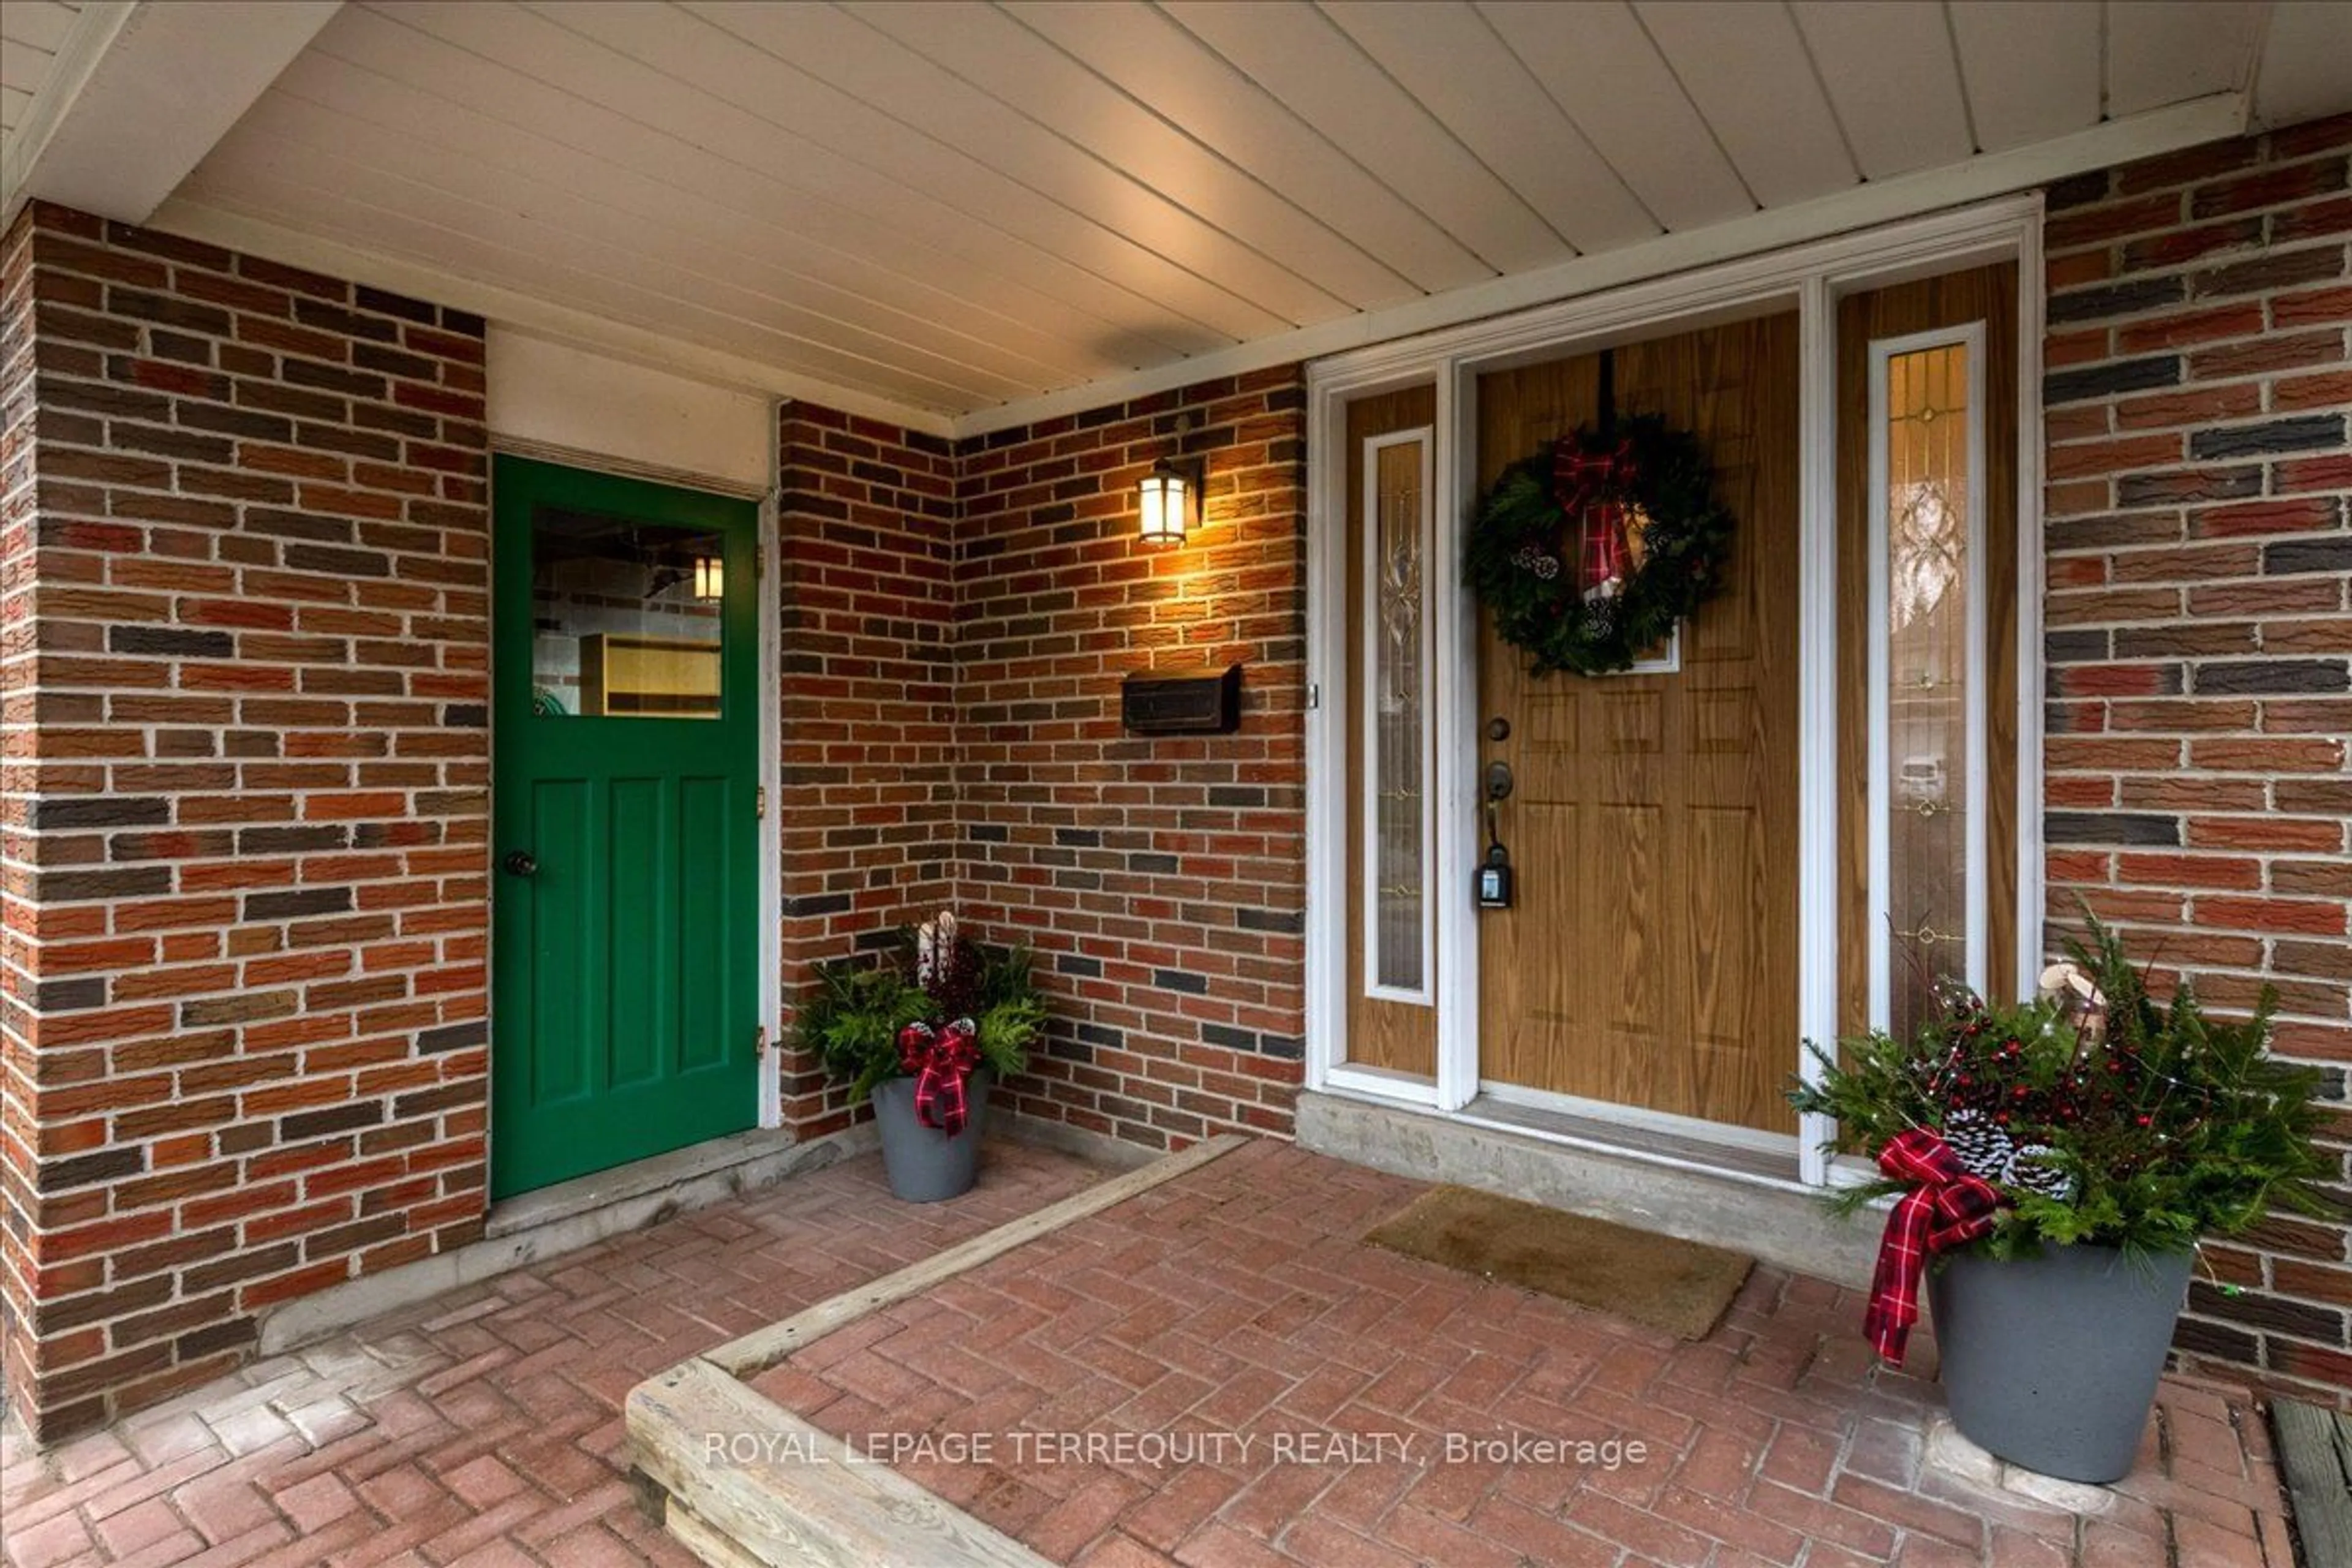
(501, 850), (538, 877)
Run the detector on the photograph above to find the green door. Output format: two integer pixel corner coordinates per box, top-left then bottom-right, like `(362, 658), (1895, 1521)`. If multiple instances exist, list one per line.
(491, 456), (760, 1197)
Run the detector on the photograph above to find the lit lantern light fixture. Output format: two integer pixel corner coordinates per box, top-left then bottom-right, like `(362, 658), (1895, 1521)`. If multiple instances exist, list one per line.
(1138, 457), (1197, 546)
(692, 555), (724, 601)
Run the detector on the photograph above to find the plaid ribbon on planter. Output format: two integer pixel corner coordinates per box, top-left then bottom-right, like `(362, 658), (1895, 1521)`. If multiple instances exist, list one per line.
(1864, 1128), (2003, 1365)
(897, 1019), (981, 1137)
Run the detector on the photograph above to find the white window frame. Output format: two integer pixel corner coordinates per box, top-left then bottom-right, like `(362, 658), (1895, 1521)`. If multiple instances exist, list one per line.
(1866, 324), (1991, 1034)
(1360, 426), (1438, 1007)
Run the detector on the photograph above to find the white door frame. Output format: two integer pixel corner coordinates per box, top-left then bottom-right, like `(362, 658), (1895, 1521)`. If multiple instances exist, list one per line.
(1304, 196), (2046, 1188)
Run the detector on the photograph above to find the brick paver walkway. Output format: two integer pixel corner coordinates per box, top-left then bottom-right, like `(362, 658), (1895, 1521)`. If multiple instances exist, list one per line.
(2, 1137), (2298, 1567)
(1, 1142), (1107, 1568)
(761, 1142), (2296, 1568)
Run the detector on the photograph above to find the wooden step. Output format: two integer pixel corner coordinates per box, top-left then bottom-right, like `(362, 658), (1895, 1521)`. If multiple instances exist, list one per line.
(2274, 1397), (2352, 1568)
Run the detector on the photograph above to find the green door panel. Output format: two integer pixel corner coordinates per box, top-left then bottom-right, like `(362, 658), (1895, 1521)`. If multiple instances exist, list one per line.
(491, 455), (760, 1197)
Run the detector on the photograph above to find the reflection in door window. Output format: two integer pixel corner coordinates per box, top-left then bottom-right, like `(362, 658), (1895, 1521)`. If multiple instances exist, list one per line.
(530, 507), (724, 719)
(1872, 333), (1984, 1039)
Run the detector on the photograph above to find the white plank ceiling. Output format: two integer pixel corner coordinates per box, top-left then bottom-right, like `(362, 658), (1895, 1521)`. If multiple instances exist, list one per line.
(0, 1), (86, 138)
(108, 1), (2333, 422)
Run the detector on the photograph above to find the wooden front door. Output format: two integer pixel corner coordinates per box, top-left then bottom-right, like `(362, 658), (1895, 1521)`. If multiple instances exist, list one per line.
(1475, 314), (1801, 1133)
(491, 456), (761, 1197)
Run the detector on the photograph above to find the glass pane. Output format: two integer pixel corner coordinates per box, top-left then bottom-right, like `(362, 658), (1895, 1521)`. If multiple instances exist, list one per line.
(1884, 344), (1971, 1037)
(532, 506), (725, 720)
(1371, 437), (1426, 993)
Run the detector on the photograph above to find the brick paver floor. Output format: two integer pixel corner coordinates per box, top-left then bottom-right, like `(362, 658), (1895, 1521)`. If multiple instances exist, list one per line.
(761, 1141), (2296, 1567)
(1, 1140), (1107, 1568)
(2, 1137), (2298, 1567)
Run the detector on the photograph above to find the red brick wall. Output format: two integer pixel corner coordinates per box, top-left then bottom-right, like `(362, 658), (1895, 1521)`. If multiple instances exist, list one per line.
(773, 403), (959, 1137)
(2040, 116), (2351, 1403)
(952, 371), (1309, 1150)
(0, 204), (491, 1440)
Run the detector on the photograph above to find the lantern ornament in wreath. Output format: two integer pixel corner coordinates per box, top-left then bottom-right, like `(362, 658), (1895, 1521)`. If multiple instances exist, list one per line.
(1464, 409), (1734, 677)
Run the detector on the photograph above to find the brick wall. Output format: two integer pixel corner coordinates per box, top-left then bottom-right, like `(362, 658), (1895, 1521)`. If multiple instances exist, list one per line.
(773, 403), (959, 1137)
(952, 371), (1309, 1150)
(2040, 115), (2352, 1403)
(0, 203), (491, 1440)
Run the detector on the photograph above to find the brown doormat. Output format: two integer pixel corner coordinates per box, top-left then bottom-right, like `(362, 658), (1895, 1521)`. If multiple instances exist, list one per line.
(1364, 1185), (1755, 1341)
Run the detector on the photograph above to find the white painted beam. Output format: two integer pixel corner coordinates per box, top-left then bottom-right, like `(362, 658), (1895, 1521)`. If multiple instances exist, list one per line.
(2, 0), (339, 226)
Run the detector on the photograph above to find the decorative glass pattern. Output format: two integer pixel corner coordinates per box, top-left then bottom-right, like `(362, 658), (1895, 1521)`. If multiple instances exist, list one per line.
(1369, 435), (1430, 995)
(1881, 342), (1974, 1038)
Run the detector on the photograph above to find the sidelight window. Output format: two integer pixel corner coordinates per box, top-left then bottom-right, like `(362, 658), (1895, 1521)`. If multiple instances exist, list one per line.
(1868, 328), (1987, 1041)
(1363, 428), (1435, 1001)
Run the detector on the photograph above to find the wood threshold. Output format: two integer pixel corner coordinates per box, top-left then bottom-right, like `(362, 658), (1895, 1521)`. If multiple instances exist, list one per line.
(625, 1134), (1248, 1567)
(2273, 1398), (2352, 1568)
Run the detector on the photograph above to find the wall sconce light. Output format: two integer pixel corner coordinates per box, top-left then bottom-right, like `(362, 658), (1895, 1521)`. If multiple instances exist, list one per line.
(1138, 457), (1200, 547)
(693, 555), (724, 601)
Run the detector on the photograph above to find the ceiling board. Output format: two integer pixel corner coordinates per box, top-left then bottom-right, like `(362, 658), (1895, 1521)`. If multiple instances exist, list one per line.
(852, 1), (1415, 312)
(524, 0), (1281, 344)
(1317, 1), (1657, 256)
(309, 7), (1172, 374)
(1790, 1), (1975, 179)
(2106, 1), (2266, 117)
(263, 52), (1116, 390)
(74, 0), (2301, 427)
(2, 1), (83, 55)
(181, 139), (1016, 411)
(1163, 0), (1568, 273)
(379, 1), (1237, 356)
(1948, 2), (2102, 152)
(686, 1), (1346, 328)
(2253, 1), (2352, 128)
(1476, 1), (1755, 233)
(1633, 0), (1857, 208)
(224, 80), (1069, 400)
(1005, 0), (1490, 295)
(1, 39), (57, 97)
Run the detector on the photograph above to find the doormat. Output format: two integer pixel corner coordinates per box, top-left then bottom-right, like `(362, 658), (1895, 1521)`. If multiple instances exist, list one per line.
(1364, 1185), (1754, 1341)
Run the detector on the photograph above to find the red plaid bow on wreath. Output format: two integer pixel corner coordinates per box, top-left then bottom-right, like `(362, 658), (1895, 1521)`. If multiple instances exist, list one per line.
(1553, 437), (1637, 591)
(1863, 1128), (2005, 1365)
(897, 1018), (981, 1136)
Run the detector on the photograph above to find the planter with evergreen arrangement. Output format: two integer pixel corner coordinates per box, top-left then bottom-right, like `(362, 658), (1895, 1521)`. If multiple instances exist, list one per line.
(798, 911), (1044, 1202)
(1791, 919), (2326, 1485)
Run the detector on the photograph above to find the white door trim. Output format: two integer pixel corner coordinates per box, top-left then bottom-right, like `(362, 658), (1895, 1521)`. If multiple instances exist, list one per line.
(1305, 195), (2046, 1188)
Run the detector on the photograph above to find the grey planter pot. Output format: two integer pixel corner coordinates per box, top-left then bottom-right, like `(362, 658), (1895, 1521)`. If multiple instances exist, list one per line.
(1928, 1242), (2193, 1485)
(870, 1069), (991, 1203)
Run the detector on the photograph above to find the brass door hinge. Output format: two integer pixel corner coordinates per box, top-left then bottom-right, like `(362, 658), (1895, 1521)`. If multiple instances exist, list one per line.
(756, 1023), (769, 1058)
(756, 544), (766, 579)
(756, 784), (767, 819)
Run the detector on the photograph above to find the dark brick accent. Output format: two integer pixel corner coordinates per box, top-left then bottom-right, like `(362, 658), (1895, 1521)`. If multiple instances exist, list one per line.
(2192, 660), (2350, 695)
(2045, 812), (2183, 847)
(2044, 356), (2180, 405)
(2187, 414), (2345, 459)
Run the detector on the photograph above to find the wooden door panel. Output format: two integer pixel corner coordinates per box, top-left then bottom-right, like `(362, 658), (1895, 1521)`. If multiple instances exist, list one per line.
(1477, 312), (1799, 1133)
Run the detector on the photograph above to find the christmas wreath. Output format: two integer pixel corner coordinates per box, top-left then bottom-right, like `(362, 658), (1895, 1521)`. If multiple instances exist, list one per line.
(1463, 412), (1732, 676)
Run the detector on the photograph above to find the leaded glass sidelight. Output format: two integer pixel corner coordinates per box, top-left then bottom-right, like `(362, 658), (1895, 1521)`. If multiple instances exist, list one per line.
(1365, 429), (1434, 1000)
(1871, 330), (1986, 1040)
